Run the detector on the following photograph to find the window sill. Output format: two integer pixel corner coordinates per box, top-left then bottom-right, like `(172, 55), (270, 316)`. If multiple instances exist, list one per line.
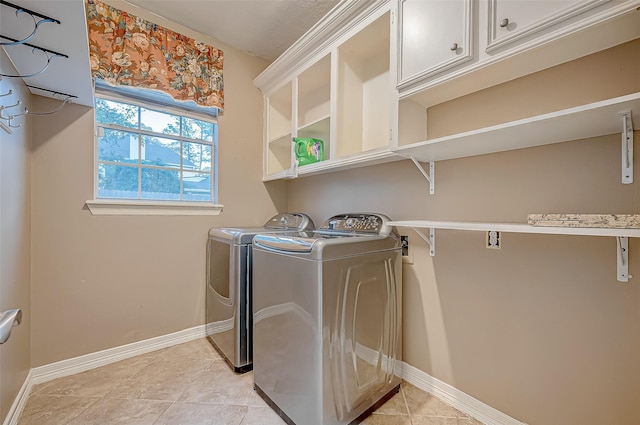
(85, 199), (223, 216)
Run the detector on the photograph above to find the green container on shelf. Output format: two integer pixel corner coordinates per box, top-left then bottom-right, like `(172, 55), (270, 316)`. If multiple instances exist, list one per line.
(294, 137), (324, 166)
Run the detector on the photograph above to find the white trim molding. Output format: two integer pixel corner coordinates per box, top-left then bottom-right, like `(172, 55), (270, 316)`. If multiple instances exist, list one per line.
(31, 325), (207, 385)
(400, 362), (528, 425)
(2, 325), (207, 425)
(85, 200), (223, 216)
(2, 370), (33, 425)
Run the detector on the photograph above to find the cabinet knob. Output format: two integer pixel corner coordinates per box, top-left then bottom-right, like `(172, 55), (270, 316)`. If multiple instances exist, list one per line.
(450, 43), (458, 51)
(499, 18), (509, 28)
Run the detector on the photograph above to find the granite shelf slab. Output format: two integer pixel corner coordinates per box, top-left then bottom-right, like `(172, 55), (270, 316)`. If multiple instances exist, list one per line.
(528, 214), (640, 229)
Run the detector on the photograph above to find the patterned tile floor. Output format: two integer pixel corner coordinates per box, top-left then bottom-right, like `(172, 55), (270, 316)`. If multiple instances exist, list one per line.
(17, 339), (483, 425)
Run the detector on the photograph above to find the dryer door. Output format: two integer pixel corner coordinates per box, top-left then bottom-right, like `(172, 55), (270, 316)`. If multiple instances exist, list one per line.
(208, 238), (232, 302)
(206, 237), (248, 367)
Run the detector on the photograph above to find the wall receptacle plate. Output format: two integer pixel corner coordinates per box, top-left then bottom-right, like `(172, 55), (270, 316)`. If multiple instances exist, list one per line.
(486, 231), (501, 249)
(401, 235), (414, 264)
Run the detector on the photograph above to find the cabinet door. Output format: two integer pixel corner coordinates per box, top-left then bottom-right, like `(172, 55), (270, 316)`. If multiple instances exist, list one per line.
(486, 0), (611, 52)
(398, 0), (473, 88)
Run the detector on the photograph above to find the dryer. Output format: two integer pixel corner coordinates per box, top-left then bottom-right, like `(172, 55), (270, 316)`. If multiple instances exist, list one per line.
(206, 213), (314, 372)
(252, 213), (402, 424)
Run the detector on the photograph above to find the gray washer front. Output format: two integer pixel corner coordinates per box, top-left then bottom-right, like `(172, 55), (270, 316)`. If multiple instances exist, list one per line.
(252, 213), (402, 424)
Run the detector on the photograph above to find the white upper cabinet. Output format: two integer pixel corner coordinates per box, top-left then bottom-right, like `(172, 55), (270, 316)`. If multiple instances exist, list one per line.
(486, 0), (611, 52)
(398, 0), (473, 89)
(396, 0), (640, 101)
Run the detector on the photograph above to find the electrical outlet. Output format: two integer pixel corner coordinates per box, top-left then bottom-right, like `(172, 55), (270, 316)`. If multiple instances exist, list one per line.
(401, 235), (413, 264)
(486, 231), (501, 249)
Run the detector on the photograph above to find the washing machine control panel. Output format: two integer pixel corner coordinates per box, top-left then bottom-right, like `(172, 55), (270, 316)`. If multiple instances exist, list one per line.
(319, 214), (385, 234)
(265, 213), (314, 230)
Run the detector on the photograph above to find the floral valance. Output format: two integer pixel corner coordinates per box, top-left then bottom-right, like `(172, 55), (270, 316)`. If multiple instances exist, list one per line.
(85, 0), (224, 112)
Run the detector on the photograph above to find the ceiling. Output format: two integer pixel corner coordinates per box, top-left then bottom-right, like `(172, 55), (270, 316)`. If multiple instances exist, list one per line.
(126, 0), (341, 62)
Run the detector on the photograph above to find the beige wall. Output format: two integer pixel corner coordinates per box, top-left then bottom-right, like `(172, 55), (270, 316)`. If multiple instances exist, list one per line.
(30, 1), (286, 366)
(0, 51), (32, 422)
(287, 44), (640, 425)
(15, 5), (640, 425)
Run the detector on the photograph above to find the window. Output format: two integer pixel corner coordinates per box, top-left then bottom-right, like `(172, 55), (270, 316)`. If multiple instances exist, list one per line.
(88, 89), (221, 215)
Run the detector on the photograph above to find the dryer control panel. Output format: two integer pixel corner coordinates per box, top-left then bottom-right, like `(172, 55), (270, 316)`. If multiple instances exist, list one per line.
(264, 213), (314, 230)
(318, 213), (389, 234)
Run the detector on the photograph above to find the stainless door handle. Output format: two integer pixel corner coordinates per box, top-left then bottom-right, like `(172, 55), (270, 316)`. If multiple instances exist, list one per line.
(0, 309), (22, 344)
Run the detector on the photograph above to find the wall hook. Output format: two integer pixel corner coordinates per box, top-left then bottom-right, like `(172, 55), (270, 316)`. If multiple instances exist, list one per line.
(0, 35), (68, 78)
(0, 1), (60, 46)
(25, 97), (72, 116)
(0, 13), (56, 46)
(7, 117), (21, 128)
(23, 85), (77, 115)
(0, 49), (64, 78)
(0, 100), (22, 120)
(0, 89), (13, 97)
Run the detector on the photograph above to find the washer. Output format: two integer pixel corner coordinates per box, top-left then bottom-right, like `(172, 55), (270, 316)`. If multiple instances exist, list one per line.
(206, 213), (314, 373)
(252, 213), (402, 425)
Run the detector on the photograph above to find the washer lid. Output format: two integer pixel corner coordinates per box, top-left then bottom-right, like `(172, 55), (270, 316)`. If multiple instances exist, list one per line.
(252, 233), (318, 252)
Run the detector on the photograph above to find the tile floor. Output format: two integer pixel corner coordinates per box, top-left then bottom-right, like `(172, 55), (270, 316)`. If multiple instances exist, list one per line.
(18, 339), (483, 425)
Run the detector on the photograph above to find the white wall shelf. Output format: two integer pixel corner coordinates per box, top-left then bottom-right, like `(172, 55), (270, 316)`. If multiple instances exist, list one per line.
(396, 92), (639, 194)
(389, 220), (640, 283)
(262, 148), (400, 182)
(395, 92), (640, 163)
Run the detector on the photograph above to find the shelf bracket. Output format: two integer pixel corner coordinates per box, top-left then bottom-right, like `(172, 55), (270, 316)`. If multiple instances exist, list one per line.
(621, 111), (633, 184)
(413, 227), (435, 256)
(410, 157), (434, 195)
(617, 236), (630, 283)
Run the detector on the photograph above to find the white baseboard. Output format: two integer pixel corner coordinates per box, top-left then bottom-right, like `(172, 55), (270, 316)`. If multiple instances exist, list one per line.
(2, 325), (207, 425)
(399, 362), (528, 425)
(3, 325), (525, 425)
(2, 369), (33, 425)
(31, 325), (207, 385)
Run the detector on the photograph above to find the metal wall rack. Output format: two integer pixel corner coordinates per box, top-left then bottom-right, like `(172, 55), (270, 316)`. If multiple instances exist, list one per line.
(0, 77), (76, 133)
(0, 1), (76, 134)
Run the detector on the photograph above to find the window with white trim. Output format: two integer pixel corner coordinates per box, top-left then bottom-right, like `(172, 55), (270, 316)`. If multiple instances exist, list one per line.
(93, 89), (218, 206)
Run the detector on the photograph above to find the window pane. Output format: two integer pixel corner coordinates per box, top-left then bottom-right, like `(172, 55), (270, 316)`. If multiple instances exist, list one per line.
(183, 142), (212, 171)
(95, 94), (217, 204)
(182, 172), (212, 201)
(141, 136), (181, 168)
(98, 163), (138, 199)
(182, 117), (214, 141)
(98, 129), (140, 163)
(140, 107), (180, 135)
(141, 168), (180, 200)
(96, 98), (138, 128)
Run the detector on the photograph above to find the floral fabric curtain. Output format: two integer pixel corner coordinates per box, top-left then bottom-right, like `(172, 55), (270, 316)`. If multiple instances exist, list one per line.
(85, 0), (224, 111)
